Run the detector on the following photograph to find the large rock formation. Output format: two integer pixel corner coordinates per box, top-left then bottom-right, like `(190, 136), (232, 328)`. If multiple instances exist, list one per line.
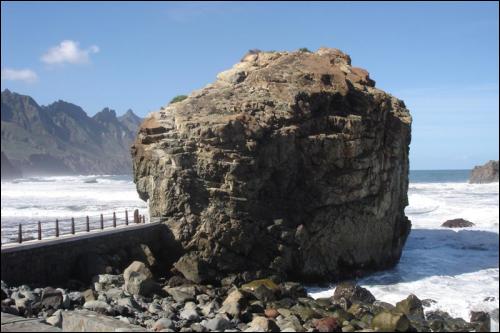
(132, 48), (412, 283)
(469, 160), (499, 184)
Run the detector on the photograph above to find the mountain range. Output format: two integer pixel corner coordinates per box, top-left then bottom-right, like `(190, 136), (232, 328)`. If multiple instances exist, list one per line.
(1, 89), (143, 177)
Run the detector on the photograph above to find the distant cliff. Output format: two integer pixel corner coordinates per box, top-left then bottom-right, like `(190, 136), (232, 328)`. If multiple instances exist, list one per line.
(1, 151), (22, 179)
(469, 160), (499, 183)
(1, 89), (143, 176)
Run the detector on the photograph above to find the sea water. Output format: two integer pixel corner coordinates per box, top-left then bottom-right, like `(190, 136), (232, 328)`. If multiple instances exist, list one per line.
(1, 171), (499, 329)
(309, 170), (500, 330)
(0, 175), (148, 242)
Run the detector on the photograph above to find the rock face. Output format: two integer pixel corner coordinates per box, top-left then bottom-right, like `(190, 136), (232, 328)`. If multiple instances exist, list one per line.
(1, 151), (22, 179)
(469, 160), (499, 184)
(132, 48), (412, 283)
(1, 89), (142, 176)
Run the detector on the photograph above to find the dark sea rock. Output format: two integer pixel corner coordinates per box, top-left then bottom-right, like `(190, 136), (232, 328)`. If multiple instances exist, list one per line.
(132, 48), (412, 283)
(441, 218), (475, 228)
(470, 160), (499, 184)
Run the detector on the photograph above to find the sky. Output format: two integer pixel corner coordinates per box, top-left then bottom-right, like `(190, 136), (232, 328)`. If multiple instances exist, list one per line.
(1, 1), (498, 170)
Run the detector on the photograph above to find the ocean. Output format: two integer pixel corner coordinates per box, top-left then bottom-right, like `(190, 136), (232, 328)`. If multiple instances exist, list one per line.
(1, 170), (499, 328)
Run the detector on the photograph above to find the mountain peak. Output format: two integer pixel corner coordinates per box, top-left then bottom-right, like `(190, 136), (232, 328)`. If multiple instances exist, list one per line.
(93, 107), (118, 123)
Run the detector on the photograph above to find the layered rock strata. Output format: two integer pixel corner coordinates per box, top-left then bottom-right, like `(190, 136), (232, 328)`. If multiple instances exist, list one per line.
(470, 160), (499, 184)
(132, 48), (412, 283)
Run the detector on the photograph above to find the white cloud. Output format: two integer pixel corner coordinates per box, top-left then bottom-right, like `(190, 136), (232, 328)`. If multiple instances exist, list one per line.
(41, 40), (99, 65)
(1, 68), (38, 83)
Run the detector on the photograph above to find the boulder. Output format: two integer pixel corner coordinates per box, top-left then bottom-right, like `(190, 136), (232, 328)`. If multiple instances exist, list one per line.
(470, 311), (491, 332)
(163, 285), (197, 303)
(203, 314), (233, 331)
(371, 310), (410, 332)
(83, 300), (113, 314)
(441, 218), (475, 228)
(122, 261), (159, 296)
(469, 160), (499, 184)
(332, 282), (376, 309)
(219, 289), (247, 317)
(395, 294), (424, 319)
(41, 287), (63, 310)
(152, 318), (174, 331)
(241, 279), (281, 301)
(245, 316), (280, 332)
(315, 317), (340, 332)
(132, 47), (412, 283)
(179, 301), (200, 321)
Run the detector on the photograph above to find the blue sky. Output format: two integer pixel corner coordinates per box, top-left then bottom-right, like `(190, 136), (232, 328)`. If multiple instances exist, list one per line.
(1, 1), (498, 170)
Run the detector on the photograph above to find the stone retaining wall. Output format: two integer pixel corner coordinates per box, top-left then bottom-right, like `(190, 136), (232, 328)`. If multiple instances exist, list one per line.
(1, 222), (178, 286)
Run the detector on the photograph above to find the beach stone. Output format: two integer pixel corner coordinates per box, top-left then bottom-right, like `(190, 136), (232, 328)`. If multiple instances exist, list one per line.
(371, 310), (410, 332)
(83, 300), (113, 314)
(163, 285), (197, 303)
(470, 311), (491, 332)
(395, 294), (424, 319)
(123, 261), (159, 296)
(200, 299), (220, 316)
(153, 318), (174, 331)
(441, 218), (475, 228)
(332, 282), (376, 308)
(203, 314), (233, 331)
(46, 309), (62, 327)
(245, 316), (280, 332)
(180, 301), (200, 321)
(265, 308), (280, 319)
(315, 317), (340, 332)
(219, 289), (247, 317)
(81, 289), (96, 302)
(132, 48), (412, 283)
(276, 314), (304, 332)
(41, 287), (63, 310)
(242, 279), (280, 301)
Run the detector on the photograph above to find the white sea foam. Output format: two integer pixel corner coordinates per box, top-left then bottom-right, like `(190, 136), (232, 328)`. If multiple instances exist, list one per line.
(309, 180), (499, 330)
(0, 175), (148, 241)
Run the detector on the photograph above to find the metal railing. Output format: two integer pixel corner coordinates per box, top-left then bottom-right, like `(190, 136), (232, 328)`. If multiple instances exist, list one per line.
(1, 209), (148, 246)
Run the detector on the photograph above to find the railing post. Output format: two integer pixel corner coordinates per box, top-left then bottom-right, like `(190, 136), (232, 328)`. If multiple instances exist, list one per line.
(71, 217), (75, 234)
(18, 224), (22, 243)
(125, 210), (129, 225)
(86, 216), (90, 232)
(134, 209), (139, 224)
(142, 215), (145, 224)
(55, 219), (59, 237)
(113, 212), (116, 228)
(38, 221), (42, 240)
(100, 214), (104, 229)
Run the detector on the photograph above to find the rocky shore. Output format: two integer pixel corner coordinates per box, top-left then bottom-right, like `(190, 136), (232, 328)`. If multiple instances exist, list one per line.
(470, 160), (499, 184)
(1, 260), (492, 332)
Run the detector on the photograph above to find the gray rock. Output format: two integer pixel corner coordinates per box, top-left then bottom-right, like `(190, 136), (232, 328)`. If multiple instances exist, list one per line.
(203, 314), (233, 331)
(46, 310), (62, 327)
(200, 300), (220, 316)
(219, 289), (246, 317)
(152, 318), (174, 331)
(123, 261), (159, 297)
(132, 47), (412, 283)
(163, 286), (197, 303)
(180, 301), (200, 321)
(83, 300), (113, 314)
(441, 218), (475, 228)
(470, 160), (499, 183)
(244, 316), (280, 332)
(41, 287), (63, 310)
